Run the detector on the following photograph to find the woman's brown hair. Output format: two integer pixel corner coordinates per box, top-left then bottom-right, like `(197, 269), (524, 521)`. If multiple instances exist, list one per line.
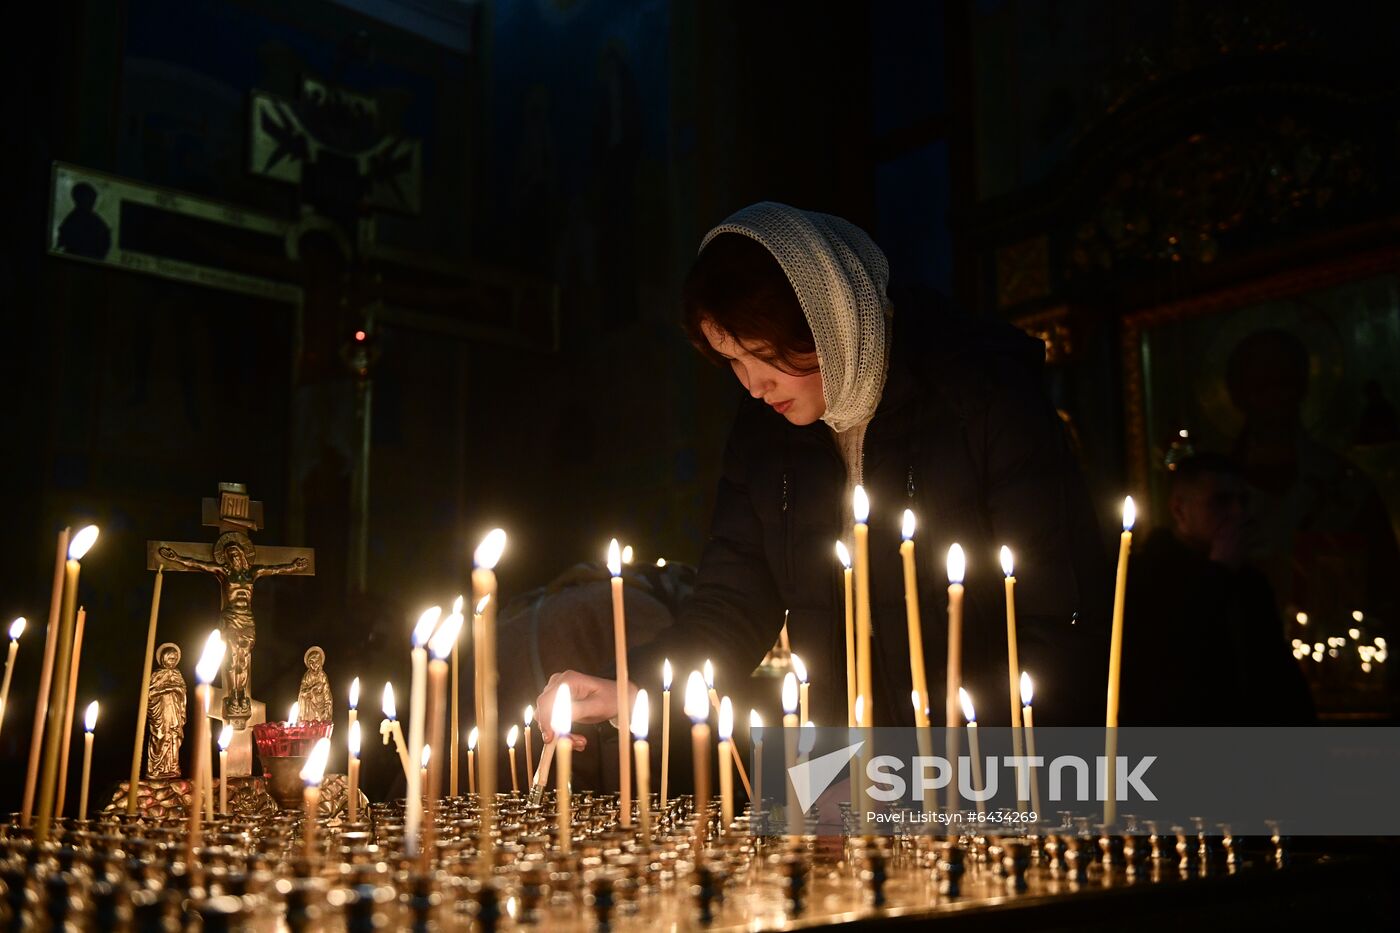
(681, 233), (818, 375)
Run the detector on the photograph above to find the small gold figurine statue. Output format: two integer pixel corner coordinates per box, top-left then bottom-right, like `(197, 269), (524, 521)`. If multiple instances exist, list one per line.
(298, 646), (333, 723)
(146, 642), (187, 779)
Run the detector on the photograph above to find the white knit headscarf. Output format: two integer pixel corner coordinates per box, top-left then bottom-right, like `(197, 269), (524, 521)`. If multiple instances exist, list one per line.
(700, 202), (893, 437)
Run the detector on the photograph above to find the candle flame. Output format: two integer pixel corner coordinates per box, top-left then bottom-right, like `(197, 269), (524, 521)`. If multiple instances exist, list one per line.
(288, 702), (300, 725)
(607, 539), (622, 576)
(468, 726), (479, 750)
(382, 682), (397, 719)
(412, 606), (442, 649)
(852, 485), (870, 524)
(84, 700), (99, 732)
(902, 509), (915, 541)
(8, 617), (25, 640)
(195, 630), (225, 685)
(662, 659), (673, 690)
(790, 652), (808, 684)
(301, 737), (331, 785)
(959, 687), (976, 724)
(218, 723), (233, 751)
(656, 557), (667, 567)
(68, 525), (99, 561)
(1020, 671), (1034, 707)
(622, 544), (634, 564)
(421, 744), (432, 768)
(718, 695), (734, 741)
(1000, 546), (1014, 577)
(631, 689), (649, 740)
(474, 528), (507, 570)
(475, 595), (491, 615)
(428, 611), (465, 660)
(507, 724), (519, 749)
(911, 690), (924, 716)
(834, 540), (851, 569)
(524, 704), (535, 725)
(551, 683), (573, 737)
(781, 672), (798, 715)
(703, 659), (715, 689)
(1348, 628), (1361, 640)
(1296, 612), (1308, 626)
(946, 543), (966, 585)
(349, 677), (360, 710)
(749, 709), (762, 729)
(1352, 610), (1365, 622)
(348, 719), (361, 758)
(1123, 496), (1136, 531)
(798, 721), (817, 756)
(451, 594), (464, 616)
(854, 694), (864, 724)
(684, 671), (709, 722)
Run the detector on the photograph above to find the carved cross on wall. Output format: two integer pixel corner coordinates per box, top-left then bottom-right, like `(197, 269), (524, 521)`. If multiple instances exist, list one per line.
(147, 483), (315, 736)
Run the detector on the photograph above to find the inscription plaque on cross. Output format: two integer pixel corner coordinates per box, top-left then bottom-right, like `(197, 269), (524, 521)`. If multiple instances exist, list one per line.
(148, 483), (314, 776)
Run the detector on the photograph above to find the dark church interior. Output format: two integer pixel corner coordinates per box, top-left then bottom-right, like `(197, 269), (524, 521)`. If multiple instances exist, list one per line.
(1, 0), (1397, 927)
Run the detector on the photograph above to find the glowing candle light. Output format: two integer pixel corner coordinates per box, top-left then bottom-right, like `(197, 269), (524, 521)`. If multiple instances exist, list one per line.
(852, 488), (872, 727)
(835, 542), (855, 728)
(507, 724), (520, 794)
(56, 605), (89, 819)
(622, 544), (634, 564)
(945, 543), (965, 820)
(717, 695), (735, 833)
(380, 682), (411, 779)
(551, 684), (573, 853)
(1021, 672), (1042, 819)
(791, 652), (810, 725)
(186, 631), (225, 862)
(467, 727), (479, 796)
(217, 723), (232, 816)
(750, 710), (764, 823)
(406, 605), (442, 856)
(78, 700), (98, 821)
(288, 702), (300, 726)
(1105, 496), (1135, 827)
(660, 660), (673, 811)
(24, 527), (69, 828)
(0, 618), (26, 736)
(959, 688), (986, 821)
(782, 671), (800, 837)
(900, 510), (932, 734)
(632, 689), (652, 841)
(473, 529), (506, 863)
(33, 524), (98, 842)
(607, 539), (633, 827)
(421, 744), (432, 788)
(449, 594), (464, 798)
(1001, 546), (1027, 811)
(347, 720), (362, 823)
(685, 671), (711, 847)
(702, 659), (753, 801)
(301, 736), (330, 859)
(426, 610), (464, 867)
(522, 705), (536, 796)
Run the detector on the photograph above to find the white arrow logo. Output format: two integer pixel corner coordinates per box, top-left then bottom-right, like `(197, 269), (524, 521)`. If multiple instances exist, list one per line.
(787, 741), (865, 813)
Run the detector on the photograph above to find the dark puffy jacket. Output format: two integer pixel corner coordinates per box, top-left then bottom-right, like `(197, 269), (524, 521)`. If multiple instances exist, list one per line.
(630, 302), (1112, 727)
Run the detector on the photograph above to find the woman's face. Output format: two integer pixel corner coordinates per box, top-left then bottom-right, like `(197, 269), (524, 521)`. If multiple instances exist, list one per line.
(701, 320), (825, 425)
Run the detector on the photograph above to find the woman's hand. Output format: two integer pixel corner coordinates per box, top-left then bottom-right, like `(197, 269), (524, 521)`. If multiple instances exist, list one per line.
(534, 670), (640, 746)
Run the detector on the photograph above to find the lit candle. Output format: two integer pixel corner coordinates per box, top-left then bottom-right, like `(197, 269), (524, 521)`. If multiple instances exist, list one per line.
(1001, 546), (1027, 812)
(782, 672), (800, 837)
(945, 543), (965, 821)
(217, 723), (232, 816)
(347, 719), (362, 822)
(301, 736), (330, 860)
(23, 526), (69, 829)
(622, 544), (634, 564)
(0, 618), (26, 735)
(960, 688), (985, 821)
(348, 676), (360, 773)
(78, 700), (97, 822)
(1105, 496), (1135, 828)
(911, 690), (934, 814)
(56, 606), (88, 818)
(420, 744), (431, 789)
(551, 683), (573, 853)
(685, 671), (711, 847)
(203, 688), (215, 821)
(380, 682), (412, 779)
(427, 610), (465, 823)
(791, 653), (810, 725)
(836, 542), (855, 727)
(631, 689), (651, 841)
(288, 701), (300, 726)
(660, 660), (672, 811)
(704, 660), (753, 801)
(899, 512), (932, 735)
(34, 524), (97, 842)
(750, 710), (764, 823)
(187, 631), (225, 862)
(853, 488), (873, 728)
(129, 566), (163, 815)
(450, 594), (463, 798)
(1021, 672), (1043, 819)
(522, 705), (536, 794)
(717, 695), (734, 833)
(506, 724), (520, 794)
(473, 529), (507, 863)
(607, 539), (633, 827)
(467, 727), (479, 795)
(406, 605), (442, 857)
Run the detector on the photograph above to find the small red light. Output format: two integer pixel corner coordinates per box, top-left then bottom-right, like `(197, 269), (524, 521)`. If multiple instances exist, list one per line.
(354, 330), (366, 342)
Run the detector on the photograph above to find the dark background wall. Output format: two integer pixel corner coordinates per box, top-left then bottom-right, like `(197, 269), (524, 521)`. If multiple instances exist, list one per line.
(2, 0), (1397, 807)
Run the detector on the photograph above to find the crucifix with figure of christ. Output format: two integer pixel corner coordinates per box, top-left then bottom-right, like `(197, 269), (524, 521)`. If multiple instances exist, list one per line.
(148, 482), (314, 775)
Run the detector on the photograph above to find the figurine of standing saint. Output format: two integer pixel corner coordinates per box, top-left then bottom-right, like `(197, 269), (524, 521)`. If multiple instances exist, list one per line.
(298, 646), (333, 723)
(147, 643), (187, 779)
